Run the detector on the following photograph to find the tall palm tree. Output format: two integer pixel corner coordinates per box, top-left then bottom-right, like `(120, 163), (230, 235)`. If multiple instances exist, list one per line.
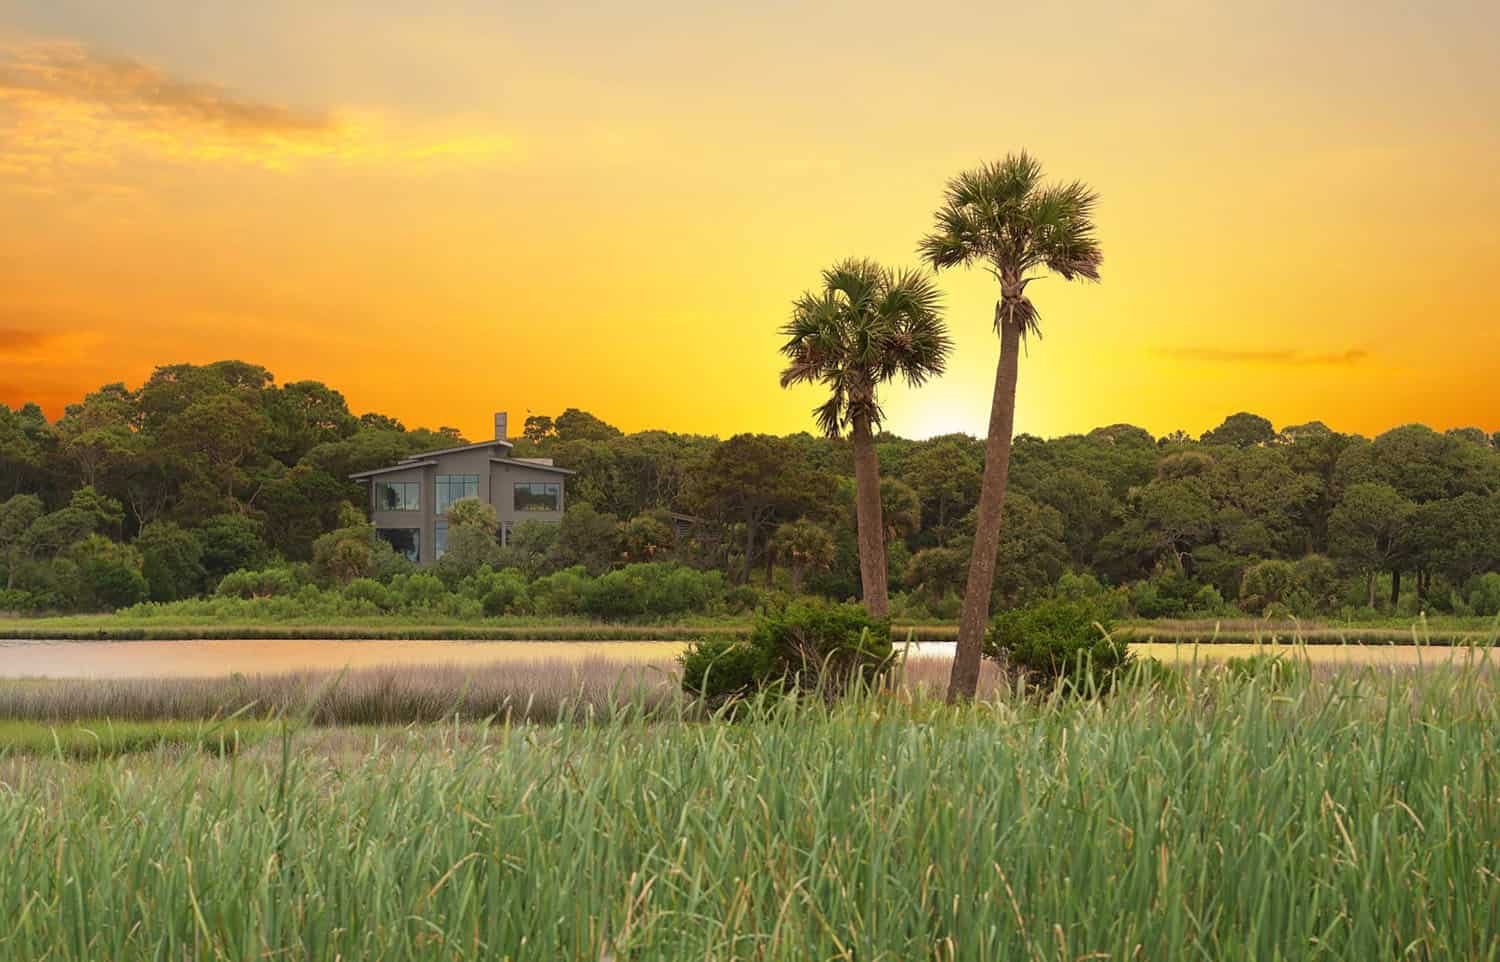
(920, 153), (1102, 702)
(779, 259), (950, 618)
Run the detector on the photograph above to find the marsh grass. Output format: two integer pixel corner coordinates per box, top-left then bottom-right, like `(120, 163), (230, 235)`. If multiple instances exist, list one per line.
(0, 656), (684, 725)
(0, 717), (277, 758)
(3, 661), (1499, 959)
(0, 653), (1004, 726)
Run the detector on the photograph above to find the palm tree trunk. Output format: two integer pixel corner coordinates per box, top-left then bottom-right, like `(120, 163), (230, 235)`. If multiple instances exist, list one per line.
(850, 414), (889, 618)
(947, 318), (1022, 703)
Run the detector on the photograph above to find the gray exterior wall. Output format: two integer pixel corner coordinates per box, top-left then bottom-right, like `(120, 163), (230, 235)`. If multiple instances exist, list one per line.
(491, 460), (566, 534)
(366, 442), (566, 564)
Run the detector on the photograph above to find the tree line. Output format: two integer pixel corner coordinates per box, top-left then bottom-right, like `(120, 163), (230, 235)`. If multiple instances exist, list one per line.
(3, 362), (1498, 623)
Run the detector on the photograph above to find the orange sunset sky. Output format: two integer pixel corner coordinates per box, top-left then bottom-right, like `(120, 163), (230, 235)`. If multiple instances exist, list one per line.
(2, 1), (1497, 442)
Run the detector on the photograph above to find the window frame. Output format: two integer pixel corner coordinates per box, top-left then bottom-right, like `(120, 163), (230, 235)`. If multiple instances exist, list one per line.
(513, 481), (561, 513)
(373, 480), (419, 512)
(434, 474), (480, 515)
(375, 527), (420, 563)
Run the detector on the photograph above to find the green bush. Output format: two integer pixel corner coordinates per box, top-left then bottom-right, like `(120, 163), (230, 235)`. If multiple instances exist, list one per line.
(393, 573), (447, 610)
(137, 521), (206, 602)
(465, 567), (530, 616)
(0, 588), (32, 612)
(1129, 571), (1204, 619)
(748, 603), (892, 699)
(723, 584), (763, 615)
(1239, 560), (1296, 615)
(1292, 555), (1341, 615)
(531, 567), (592, 617)
(1467, 573), (1500, 617)
(680, 602), (892, 703)
(215, 567), (300, 600)
(986, 597), (1132, 696)
(583, 568), (650, 619)
(343, 578), (395, 611)
(679, 636), (773, 704)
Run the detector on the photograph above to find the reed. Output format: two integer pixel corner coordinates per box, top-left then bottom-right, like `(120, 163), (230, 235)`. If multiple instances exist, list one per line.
(2, 661), (1498, 958)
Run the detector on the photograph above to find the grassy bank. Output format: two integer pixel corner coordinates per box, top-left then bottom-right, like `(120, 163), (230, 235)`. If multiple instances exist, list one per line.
(3, 667), (1499, 959)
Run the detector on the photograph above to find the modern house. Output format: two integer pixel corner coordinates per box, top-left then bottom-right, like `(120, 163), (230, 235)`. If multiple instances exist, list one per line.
(349, 412), (573, 564)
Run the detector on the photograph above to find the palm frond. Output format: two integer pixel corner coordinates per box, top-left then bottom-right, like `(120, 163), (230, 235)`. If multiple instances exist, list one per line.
(921, 153), (1101, 337)
(778, 258), (952, 437)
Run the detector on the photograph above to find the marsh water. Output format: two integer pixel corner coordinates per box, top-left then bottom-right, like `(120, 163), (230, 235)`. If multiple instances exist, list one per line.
(0, 637), (1493, 679)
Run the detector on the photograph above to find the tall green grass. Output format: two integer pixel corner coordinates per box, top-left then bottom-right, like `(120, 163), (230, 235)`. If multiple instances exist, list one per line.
(2, 666), (1498, 959)
(0, 717), (276, 758)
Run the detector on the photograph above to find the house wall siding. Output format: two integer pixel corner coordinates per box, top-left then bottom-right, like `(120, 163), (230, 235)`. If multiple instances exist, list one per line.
(491, 461), (567, 533)
(362, 443), (567, 563)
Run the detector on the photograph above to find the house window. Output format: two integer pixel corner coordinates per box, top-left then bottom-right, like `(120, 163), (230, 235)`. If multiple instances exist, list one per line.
(374, 480), (419, 512)
(435, 521), (448, 559)
(514, 482), (561, 512)
(435, 475), (479, 514)
(376, 528), (420, 562)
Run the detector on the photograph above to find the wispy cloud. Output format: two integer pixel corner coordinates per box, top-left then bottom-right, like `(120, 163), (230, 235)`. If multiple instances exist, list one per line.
(0, 327), (100, 360)
(0, 41), (333, 136)
(0, 39), (514, 183)
(1158, 347), (1370, 367)
(0, 329), (55, 354)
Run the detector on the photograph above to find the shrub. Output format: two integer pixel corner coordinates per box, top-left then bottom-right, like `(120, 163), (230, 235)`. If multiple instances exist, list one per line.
(748, 603), (893, 699)
(137, 521), (206, 602)
(680, 602), (892, 704)
(1239, 560), (1296, 615)
(343, 578), (395, 611)
(986, 597), (1132, 696)
(0, 588), (32, 613)
(65, 535), (148, 611)
(1129, 571), (1204, 619)
(216, 567), (300, 600)
(531, 567), (592, 616)
(583, 568), (650, 620)
(679, 636), (773, 704)
(193, 514), (268, 584)
(393, 573), (447, 610)
(644, 564), (723, 617)
(464, 567), (530, 617)
(1189, 584), (1226, 616)
(1467, 573), (1500, 617)
(723, 584), (763, 615)
(1292, 555), (1341, 615)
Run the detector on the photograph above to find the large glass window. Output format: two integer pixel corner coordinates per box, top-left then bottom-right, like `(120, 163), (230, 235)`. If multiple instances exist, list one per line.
(435, 475), (479, 514)
(376, 528), (420, 562)
(434, 521), (448, 559)
(374, 480), (419, 512)
(514, 482), (561, 512)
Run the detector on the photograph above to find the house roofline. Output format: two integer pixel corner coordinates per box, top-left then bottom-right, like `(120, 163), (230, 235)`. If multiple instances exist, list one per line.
(348, 460), (438, 480)
(399, 439), (514, 461)
(489, 458), (576, 476)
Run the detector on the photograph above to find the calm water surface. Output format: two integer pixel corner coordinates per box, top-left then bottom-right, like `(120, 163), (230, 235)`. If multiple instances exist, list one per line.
(0, 637), (1493, 680)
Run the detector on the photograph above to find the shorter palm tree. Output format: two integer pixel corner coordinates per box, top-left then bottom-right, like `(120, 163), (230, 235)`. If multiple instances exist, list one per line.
(779, 259), (950, 617)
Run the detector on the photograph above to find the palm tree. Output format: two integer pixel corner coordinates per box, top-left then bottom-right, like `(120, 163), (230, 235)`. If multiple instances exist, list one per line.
(920, 153), (1102, 702)
(779, 259), (950, 617)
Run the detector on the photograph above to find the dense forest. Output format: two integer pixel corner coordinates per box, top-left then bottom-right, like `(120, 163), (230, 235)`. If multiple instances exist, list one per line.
(3, 359), (1499, 620)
